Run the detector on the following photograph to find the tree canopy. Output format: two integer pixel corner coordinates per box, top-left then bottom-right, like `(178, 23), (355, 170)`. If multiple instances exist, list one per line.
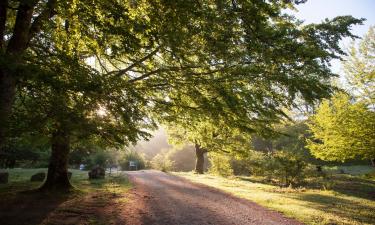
(343, 26), (375, 106)
(307, 27), (375, 164)
(307, 92), (375, 162)
(0, 0), (365, 188)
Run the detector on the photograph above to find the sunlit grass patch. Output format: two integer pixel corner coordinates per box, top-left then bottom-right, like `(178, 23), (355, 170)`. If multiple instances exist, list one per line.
(173, 171), (375, 225)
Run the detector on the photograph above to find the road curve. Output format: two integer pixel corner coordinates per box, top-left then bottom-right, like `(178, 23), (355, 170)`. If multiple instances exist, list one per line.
(121, 170), (302, 225)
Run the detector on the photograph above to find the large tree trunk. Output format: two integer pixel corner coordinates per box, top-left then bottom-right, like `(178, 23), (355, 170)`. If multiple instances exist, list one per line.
(40, 128), (72, 191)
(0, 0), (56, 151)
(195, 143), (206, 174)
(0, 69), (16, 151)
(0, 2), (34, 151)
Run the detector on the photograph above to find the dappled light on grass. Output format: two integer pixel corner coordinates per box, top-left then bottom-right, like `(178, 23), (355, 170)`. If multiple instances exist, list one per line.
(174, 172), (375, 225)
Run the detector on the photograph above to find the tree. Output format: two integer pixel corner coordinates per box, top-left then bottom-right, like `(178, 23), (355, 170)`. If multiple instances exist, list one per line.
(0, 0), (57, 150)
(343, 25), (375, 106)
(3, 1), (363, 189)
(166, 120), (251, 174)
(307, 93), (375, 165)
(308, 26), (375, 166)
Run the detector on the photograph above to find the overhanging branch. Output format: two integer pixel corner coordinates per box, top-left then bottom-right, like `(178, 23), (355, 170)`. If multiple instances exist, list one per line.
(28, 0), (57, 42)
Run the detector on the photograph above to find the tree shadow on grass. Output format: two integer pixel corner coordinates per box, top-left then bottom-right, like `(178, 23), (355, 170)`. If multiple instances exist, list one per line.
(0, 190), (72, 225)
(238, 174), (375, 201)
(236, 176), (281, 186)
(325, 175), (375, 200)
(289, 193), (375, 224)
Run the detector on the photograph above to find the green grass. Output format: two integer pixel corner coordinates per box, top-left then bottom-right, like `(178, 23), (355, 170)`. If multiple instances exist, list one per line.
(0, 168), (131, 194)
(323, 165), (374, 176)
(173, 170), (375, 225)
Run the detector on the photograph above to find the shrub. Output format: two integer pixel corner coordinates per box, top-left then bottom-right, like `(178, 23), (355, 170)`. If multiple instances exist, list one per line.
(86, 151), (110, 169)
(235, 151), (268, 176)
(151, 152), (173, 172)
(119, 151), (146, 170)
(165, 146), (196, 172)
(208, 153), (233, 177)
(270, 151), (307, 186)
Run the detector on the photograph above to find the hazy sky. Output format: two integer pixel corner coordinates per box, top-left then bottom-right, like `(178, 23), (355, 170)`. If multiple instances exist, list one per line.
(292, 0), (375, 73)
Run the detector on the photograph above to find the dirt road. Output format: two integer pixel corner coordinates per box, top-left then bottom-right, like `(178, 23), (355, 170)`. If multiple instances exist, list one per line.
(120, 170), (302, 225)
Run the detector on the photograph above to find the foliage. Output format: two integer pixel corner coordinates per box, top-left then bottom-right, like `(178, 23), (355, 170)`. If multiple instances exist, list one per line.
(118, 150), (146, 171)
(231, 151), (268, 176)
(0, 0), (365, 188)
(87, 151), (109, 169)
(307, 27), (375, 164)
(151, 151), (174, 172)
(86, 149), (120, 169)
(208, 152), (234, 177)
(0, 134), (50, 168)
(164, 146), (196, 172)
(343, 26), (375, 106)
(251, 122), (316, 160)
(266, 151), (307, 186)
(307, 92), (375, 162)
(167, 121), (252, 156)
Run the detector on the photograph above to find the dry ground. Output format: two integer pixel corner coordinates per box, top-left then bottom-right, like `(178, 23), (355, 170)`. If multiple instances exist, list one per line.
(119, 170), (302, 225)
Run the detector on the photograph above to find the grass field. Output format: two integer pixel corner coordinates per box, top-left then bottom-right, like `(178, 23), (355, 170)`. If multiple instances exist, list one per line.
(0, 168), (132, 225)
(174, 166), (375, 225)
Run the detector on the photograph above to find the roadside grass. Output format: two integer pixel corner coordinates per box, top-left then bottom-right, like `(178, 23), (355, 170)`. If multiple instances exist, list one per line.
(0, 168), (132, 225)
(173, 167), (375, 225)
(324, 165), (374, 176)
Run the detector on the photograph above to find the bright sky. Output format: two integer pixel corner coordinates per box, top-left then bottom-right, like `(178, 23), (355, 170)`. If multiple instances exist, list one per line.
(291, 0), (375, 74)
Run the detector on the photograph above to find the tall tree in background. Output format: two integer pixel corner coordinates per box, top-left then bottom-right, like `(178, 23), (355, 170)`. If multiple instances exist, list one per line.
(1, 0), (364, 189)
(307, 93), (375, 165)
(167, 121), (251, 174)
(343, 25), (375, 106)
(308, 26), (375, 166)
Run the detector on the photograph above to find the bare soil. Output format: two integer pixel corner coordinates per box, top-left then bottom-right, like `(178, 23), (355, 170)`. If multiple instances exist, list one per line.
(118, 170), (302, 225)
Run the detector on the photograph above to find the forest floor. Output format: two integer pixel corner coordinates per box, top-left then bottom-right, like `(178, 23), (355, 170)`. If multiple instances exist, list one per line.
(174, 168), (375, 225)
(0, 169), (132, 225)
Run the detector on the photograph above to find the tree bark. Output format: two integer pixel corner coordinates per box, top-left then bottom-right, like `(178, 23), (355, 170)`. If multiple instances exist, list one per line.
(195, 143), (206, 174)
(0, 69), (16, 152)
(0, 2), (34, 151)
(0, 0), (56, 151)
(0, 0), (8, 51)
(40, 128), (72, 191)
(371, 158), (375, 167)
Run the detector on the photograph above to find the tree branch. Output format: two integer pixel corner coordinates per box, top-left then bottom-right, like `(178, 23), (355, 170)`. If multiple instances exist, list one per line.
(28, 0), (57, 43)
(0, 0), (7, 51)
(114, 46), (161, 77)
(6, 1), (35, 54)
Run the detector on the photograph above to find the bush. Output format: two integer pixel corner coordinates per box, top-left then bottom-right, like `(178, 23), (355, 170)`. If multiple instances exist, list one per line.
(268, 151), (307, 186)
(220, 150), (309, 186)
(119, 151), (146, 170)
(232, 151), (268, 176)
(165, 146), (196, 172)
(85, 152), (107, 169)
(151, 152), (173, 172)
(86, 150), (120, 169)
(208, 153), (233, 177)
